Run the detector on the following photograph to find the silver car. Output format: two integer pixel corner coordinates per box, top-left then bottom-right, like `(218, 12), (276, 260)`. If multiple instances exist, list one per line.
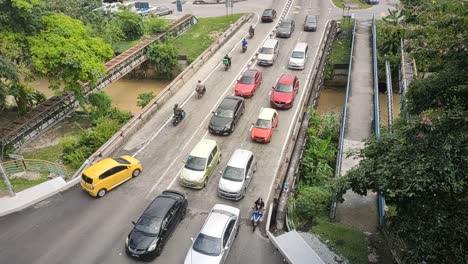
(218, 149), (256, 200)
(184, 204), (240, 264)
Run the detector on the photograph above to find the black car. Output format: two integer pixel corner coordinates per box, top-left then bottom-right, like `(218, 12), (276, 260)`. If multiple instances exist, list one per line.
(276, 19), (295, 38)
(261, 9), (277, 22)
(125, 190), (187, 260)
(208, 96), (245, 135)
(303, 15), (317, 32)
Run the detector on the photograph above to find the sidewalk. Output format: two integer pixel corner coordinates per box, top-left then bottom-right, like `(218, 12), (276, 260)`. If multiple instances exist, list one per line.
(335, 19), (377, 233)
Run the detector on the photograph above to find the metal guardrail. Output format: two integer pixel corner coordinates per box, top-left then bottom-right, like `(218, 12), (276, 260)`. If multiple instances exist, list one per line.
(329, 19), (357, 220)
(385, 60), (394, 130)
(2, 159), (69, 178)
(372, 16), (385, 226)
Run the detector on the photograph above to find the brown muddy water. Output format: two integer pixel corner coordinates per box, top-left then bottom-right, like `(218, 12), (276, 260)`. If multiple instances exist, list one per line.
(29, 79), (168, 114)
(316, 87), (401, 127)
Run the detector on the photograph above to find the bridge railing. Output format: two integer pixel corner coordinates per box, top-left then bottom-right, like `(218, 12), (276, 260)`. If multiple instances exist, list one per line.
(329, 18), (357, 220)
(2, 159), (69, 178)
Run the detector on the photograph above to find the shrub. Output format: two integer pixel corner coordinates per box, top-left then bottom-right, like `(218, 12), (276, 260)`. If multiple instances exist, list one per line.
(143, 17), (169, 35)
(137, 91), (155, 108)
(295, 185), (331, 220)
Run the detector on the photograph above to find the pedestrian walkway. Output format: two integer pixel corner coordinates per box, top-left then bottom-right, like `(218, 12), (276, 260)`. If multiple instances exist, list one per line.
(335, 19), (378, 233)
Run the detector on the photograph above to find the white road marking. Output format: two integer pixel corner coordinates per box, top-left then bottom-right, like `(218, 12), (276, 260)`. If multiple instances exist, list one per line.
(265, 19), (331, 204)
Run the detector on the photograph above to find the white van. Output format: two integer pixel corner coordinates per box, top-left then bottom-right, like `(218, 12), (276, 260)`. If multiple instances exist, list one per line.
(257, 39), (279, 66)
(288, 42), (308, 70)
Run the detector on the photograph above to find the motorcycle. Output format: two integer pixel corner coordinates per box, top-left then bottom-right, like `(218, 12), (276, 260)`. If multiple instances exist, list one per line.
(251, 208), (263, 232)
(195, 86), (206, 99)
(223, 58), (231, 71)
(172, 110), (186, 126)
(242, 44), (247, 53)
(249, 30), (254, 38)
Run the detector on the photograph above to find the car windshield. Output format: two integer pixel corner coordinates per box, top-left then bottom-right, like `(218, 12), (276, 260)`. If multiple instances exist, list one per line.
(261, 47), (274, 54)
(263, 10), (272, 16)
(135, 216), (161, 235)
(255, 119), (272, 129)
(275, 83), (293, 92)
(239, 75), (254, 84)
(112, 157), (130, 164)
(307, 16), (316, 22)
(291, 51), (304, 58)
(222, 166), (244, 182)
(185, 156), (206, 171)
(214, 107), (234, 119)
(193, 233), (222, 256)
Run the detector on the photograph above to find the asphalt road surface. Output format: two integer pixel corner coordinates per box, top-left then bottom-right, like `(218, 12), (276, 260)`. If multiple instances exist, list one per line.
(0, 0), (396, 263)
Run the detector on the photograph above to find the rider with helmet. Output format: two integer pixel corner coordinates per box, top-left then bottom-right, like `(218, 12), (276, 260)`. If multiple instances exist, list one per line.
(195, 80), (206, 94)
(173, 104), (184, 120)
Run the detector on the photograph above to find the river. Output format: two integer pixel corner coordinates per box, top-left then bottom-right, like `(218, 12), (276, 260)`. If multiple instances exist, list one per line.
(30, 79), (168, 114)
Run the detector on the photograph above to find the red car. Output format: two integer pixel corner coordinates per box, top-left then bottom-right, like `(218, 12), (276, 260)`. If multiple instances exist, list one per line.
(270, 73), (299, 109)
(235, 69), (263, 97)
(251, 108), (279, 143)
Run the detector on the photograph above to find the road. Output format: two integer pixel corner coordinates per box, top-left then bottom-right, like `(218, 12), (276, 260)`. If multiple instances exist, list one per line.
(0, 0), (396, 263)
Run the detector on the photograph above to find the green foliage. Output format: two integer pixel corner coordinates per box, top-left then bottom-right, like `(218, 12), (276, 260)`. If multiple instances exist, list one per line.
(143, 17), (169, 36)
(8, 82), (45, 114)
(42, 0), (101, 21)
(147, 43), (179, 79)
(63, 118), (121, 169)
(0, 0), (44, 33)
(173, 14), (243, 62)
(85, 12), (125, 47)
(137, 91), (156, 108)
(115, 10), (144, 41)
(340, 58), (468, 262)
(295, 185), (331, 220)
(325, 19), (352, 80)
(28, 14), (113, 95)
(86, 92), (132, 124)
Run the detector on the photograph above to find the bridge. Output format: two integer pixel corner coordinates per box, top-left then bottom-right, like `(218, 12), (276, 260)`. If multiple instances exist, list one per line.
(0, 15), (197, 151)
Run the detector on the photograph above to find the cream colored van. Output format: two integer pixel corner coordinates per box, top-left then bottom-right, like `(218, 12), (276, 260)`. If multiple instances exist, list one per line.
(288, 42), (308, 70)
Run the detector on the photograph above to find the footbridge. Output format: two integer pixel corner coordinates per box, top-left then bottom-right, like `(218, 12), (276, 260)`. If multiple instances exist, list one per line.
(0, 15), (197, 151)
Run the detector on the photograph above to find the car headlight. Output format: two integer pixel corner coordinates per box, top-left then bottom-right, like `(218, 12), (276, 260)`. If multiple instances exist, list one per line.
(225, 124), (231, 130)
(125, 237), (129, 246)
(90, 184), (95, 190)
(147, 240), (157, 252)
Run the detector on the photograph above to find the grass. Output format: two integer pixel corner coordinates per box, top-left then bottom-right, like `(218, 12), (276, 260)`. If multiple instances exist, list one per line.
(0, 176), (49, 193)
(173, 14), (244, 62)
(311, 215), (369, 264)
(325, 19), (353, 79)
(332, 0), (372, 9)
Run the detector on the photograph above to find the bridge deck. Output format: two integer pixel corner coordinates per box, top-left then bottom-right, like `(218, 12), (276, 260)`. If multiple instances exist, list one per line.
(335, 19), (378, 233)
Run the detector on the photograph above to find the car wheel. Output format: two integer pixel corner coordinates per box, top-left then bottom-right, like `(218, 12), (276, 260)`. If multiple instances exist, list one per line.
(97, 188), (107, 198)
(132, 169), (141, 177)
(203, 177), (208, 188)
(169, 11), (173, 14)
(181, 208), (187, 219)
(155, 241), (164, 256)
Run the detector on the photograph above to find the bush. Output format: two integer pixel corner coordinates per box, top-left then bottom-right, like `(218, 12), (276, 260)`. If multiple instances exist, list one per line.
(137, 91), (155, 108)
(147, 43), (179, 79)
(115, 10), (143, 41)
(143, 17), (169, 35)
(295, 185), (331, 220)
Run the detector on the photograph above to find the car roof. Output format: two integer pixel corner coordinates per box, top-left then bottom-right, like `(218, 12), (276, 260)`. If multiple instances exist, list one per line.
(200, 204), (240, 238)
(263, 38), (278, 48)
(219, 96), (242, 109)
(83, 156), (132, 178)
(227, 149), (253, 168)
(263, 9), (274, 14)
(278, 73), (296, 84)
(281, 19), (293, 24)
(306, 15), (317, 21)
(293, 42), (308, 51)
(243, 69), (258, 77)
(190, 139), (218, 158)
(258, 108), (277, 120)
(144, 196), (177, 218)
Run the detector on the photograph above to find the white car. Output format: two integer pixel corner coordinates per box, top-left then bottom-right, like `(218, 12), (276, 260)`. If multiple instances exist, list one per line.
(184, 204), (240, 264)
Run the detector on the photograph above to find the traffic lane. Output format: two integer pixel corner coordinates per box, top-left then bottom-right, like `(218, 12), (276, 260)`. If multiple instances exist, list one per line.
(146, 8), (329, 264)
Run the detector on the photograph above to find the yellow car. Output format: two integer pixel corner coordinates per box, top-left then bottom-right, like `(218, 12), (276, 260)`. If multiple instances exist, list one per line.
(80, 156), (142, 198)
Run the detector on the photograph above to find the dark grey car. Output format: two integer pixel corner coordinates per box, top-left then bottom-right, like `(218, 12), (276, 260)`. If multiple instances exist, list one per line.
(303, 15), (317, 32)
(208, 96), (245, 135)
(276, 19), (295, 38)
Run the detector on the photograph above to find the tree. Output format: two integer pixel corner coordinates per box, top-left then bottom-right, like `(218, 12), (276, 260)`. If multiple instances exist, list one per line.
(42, 0), (101, 21)
(339, 59), (468, 263)
(28, 14), (113, 95)
(0, 56), (20, 111)
(147, 43), (179, 79)
(142, 17), (169, 35)
(137, 91), (155, 108)
(8, 82), (45, 114)
(115, 10), (144, 41)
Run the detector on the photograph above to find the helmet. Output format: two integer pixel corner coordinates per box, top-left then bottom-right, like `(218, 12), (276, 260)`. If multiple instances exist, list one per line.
(198, 80), (201, 83)
(174, 104), (178, 108)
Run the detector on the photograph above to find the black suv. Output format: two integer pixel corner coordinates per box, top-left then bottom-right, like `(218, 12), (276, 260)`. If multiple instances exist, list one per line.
(125, 190), (187, 260)
(208, 96), (245, 135)
(276, 18), (295, 38)
(261, 9), (277, 22)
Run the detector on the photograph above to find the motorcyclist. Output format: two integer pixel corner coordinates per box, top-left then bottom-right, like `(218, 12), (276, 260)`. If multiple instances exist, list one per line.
(223, 54), (231, 67)
(249, 25), (255, 36)
(242, 38), (248, 49)
(173, 104), (183, 120)
(254, 197), (265, 211)
(195, 80), (206, 94)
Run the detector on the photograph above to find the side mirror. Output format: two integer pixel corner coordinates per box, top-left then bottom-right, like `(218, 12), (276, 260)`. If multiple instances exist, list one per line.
(272, 86), (275, 89)
(190, 237), (194, 242)
(251, 122), (255, 126)
(132, 221), (136, 225)
(224, 246), (229, 251)
(219, 170), (223, 175)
